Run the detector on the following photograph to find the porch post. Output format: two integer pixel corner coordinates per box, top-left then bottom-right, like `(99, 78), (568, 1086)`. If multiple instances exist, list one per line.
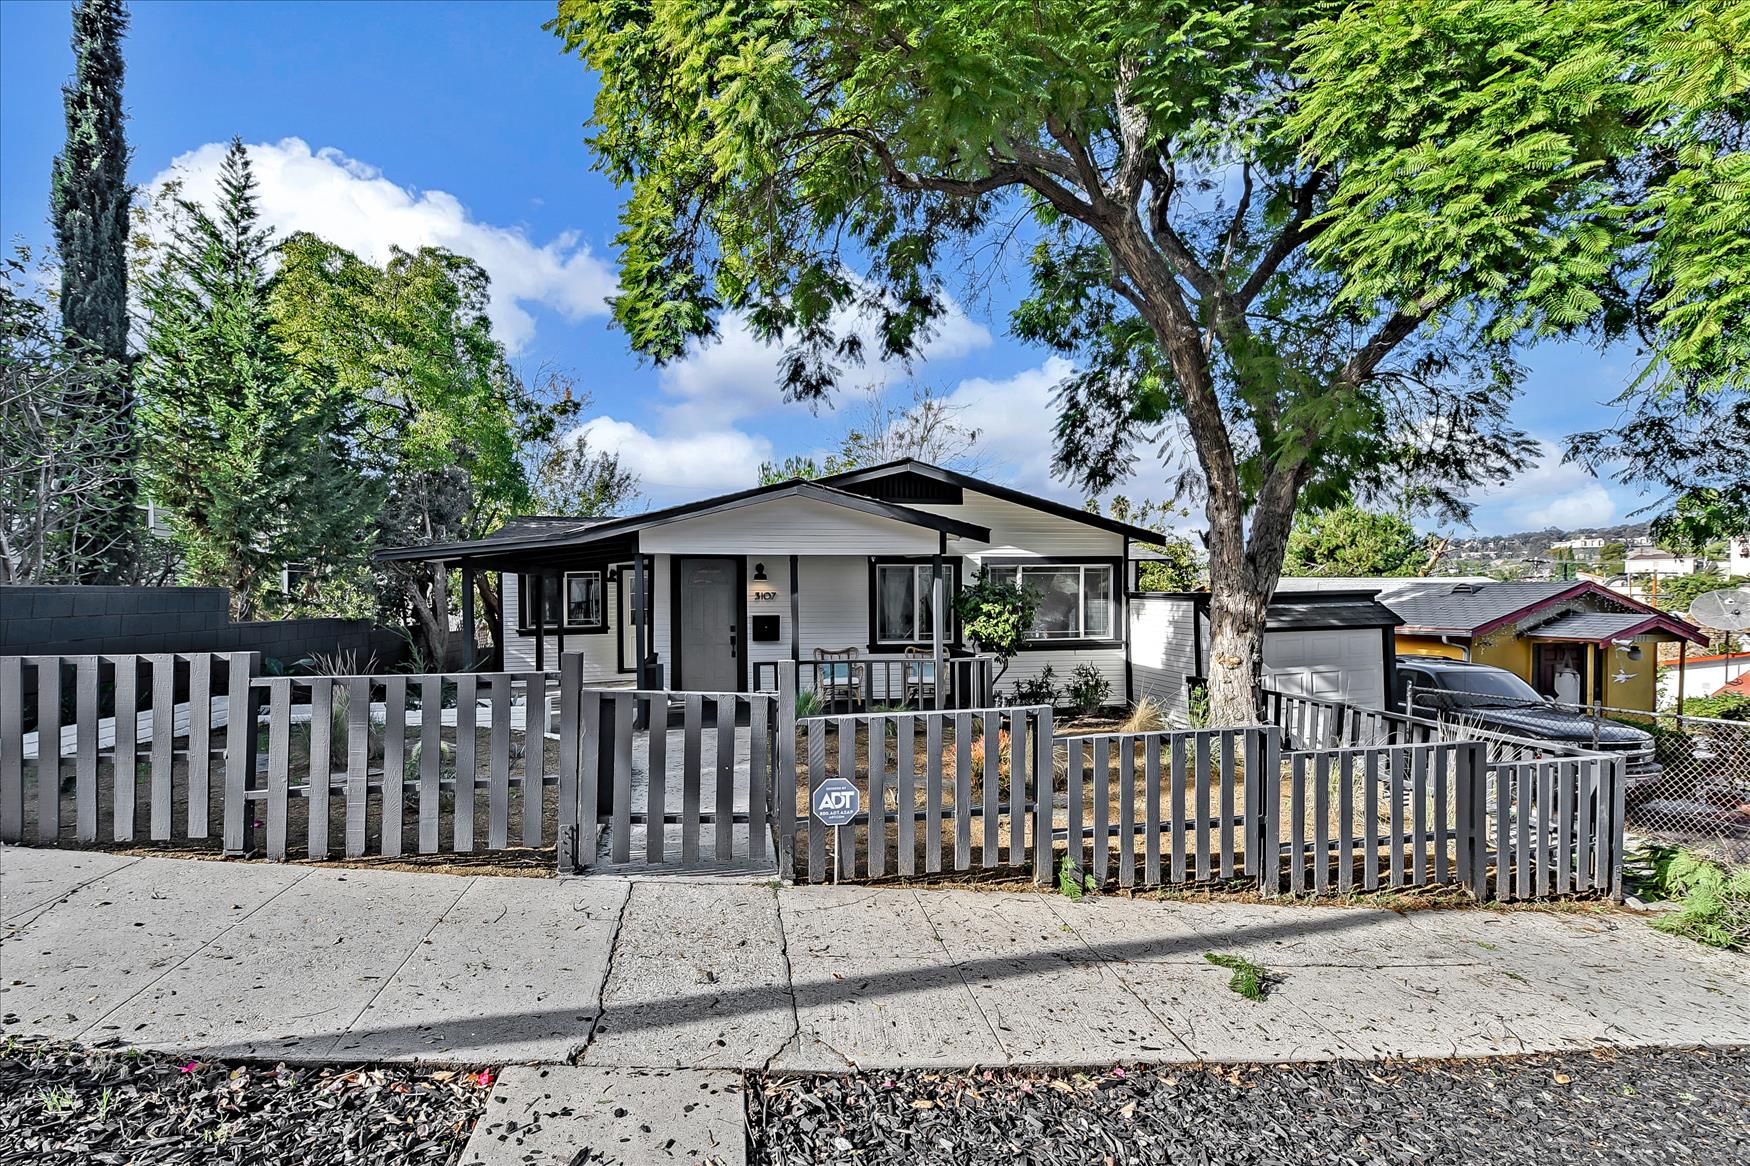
(553, 572), (567, 666)
(633, 549), (649, 731)
(532, 573), (546, 671)
(460, 564), (477, 671)
(1676, 639), (1687, 709)
(788, 554), (800, 663)
(931, 548), (945, 710)
(433, 559), (449, 669)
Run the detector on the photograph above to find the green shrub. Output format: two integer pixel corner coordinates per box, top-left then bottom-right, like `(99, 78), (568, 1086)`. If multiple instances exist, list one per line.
(1056, 855), (1095, 899)
(1066, 663), (1111, 716)
(1680, 692), (1750, 723)
(1012, 666), (1058, 708)
(1648, 846), (1750, 951)
(953, 569), (1038, 682)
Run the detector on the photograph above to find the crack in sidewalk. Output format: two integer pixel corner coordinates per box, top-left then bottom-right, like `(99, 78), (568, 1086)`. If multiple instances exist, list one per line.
(2, 855), (144, 930)
(573, 879), (634, 1063)
(323, 876), (479, 1057)
(73, 866), (315, 1043)
(911, 888), (1011, 1065)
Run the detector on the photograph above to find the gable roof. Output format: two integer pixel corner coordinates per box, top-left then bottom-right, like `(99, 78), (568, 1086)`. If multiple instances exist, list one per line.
(819, 458), (1170, 543)
(1370, 579), (1708, 645)
(375, 479), (991, 564)
(1529, 611), (1707, 645)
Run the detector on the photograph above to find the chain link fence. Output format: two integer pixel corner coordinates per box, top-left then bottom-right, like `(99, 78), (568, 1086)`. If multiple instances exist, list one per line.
(1407, 687), (1750, 865)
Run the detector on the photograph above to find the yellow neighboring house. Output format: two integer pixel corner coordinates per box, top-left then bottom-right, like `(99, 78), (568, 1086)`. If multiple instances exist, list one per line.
(1370, 579), (1708, 712)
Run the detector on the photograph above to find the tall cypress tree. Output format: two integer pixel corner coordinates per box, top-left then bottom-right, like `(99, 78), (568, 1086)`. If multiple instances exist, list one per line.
(49, 0), (136, 581)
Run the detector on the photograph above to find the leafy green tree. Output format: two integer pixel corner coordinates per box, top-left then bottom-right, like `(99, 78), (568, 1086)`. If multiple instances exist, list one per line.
(135, 140), (371, 619)
(520, 370), (641, 517)
(1088, 495), (1204, 590)
(1652, 568), (1746, 615)
(549, 0), (1554, 722)
(1599, 540), (1628, 576)
(272, 233), (585, 659)
(1291, 0), (1748, 550)
(1284, 505), (1430, 578)
(952, 570), (1038, 683)
(0, 248), (134, 584)
(49, 0), (135, 580)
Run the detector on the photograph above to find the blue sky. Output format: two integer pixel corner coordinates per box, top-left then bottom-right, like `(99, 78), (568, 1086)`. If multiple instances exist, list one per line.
(0, 0), (1649, 533)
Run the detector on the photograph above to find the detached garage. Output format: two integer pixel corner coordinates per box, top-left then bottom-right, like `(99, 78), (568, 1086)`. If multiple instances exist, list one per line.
(1128, 588), (1401, 724)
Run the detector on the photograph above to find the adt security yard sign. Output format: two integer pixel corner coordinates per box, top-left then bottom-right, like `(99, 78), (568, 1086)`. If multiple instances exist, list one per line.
(812, 777), (860, 827)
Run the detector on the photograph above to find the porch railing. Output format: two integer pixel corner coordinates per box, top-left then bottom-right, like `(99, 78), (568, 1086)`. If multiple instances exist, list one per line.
(753, 653), (995, 712)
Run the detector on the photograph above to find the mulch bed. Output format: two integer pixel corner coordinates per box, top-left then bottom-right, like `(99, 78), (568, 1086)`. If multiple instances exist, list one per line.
(0, 1037), (492, 1165)
(749, 1048), (1750, 1166)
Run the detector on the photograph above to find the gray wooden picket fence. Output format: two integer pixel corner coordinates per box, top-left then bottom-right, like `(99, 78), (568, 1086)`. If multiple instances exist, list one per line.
(1262, 687), (1624, 900)
(0, 652), (1618, 902)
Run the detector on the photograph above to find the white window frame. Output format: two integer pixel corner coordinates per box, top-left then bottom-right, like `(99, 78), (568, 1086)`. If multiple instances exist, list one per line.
(874, 562), (947, 645)
(989, 562), (1117, 642)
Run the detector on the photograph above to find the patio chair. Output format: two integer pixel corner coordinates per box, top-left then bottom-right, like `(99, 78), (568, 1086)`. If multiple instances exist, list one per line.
(903, 646), (938, 709)
(814, 647), (865, 713)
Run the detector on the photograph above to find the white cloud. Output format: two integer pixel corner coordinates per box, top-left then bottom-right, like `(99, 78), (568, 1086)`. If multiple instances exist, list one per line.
(577, 416), (771, 495)
(938, 357), (1077, 497)
(656, 301), (992, 430)
(143, 138), (615, 353)
(1473, 441), (1617, 529)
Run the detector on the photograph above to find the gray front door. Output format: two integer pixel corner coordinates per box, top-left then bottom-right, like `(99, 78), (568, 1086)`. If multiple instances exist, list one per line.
(676, 556), (741, 691)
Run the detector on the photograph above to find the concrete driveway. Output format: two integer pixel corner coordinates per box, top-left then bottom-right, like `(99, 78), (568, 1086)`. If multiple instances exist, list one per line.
(4, 845), (1747, 1070)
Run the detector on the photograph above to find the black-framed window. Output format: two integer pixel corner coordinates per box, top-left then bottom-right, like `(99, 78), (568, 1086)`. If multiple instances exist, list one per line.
(518, 571), (605, 632)
(985, 562), (1117, 642)
(869, 559), (959, 646)
(614, 559), (654, 673)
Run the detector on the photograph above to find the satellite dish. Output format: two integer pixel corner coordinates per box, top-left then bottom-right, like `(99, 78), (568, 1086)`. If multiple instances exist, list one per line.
(1689, 586), (1750, 631)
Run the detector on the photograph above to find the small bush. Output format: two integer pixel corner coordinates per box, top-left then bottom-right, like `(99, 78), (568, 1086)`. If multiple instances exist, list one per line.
(794, 689), (822, 719)
(1012, 666), (1059, 708)
(1066, 663), (1111, 716)
(1187, 681), (1211, 728)
(1056, 855), (1095, 899)
(1204, 951), (1271, 1000)
(1648, 847), (1750, 951)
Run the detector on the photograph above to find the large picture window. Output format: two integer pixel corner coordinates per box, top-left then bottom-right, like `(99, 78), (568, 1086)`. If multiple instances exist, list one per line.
(873, 562), (950, 644)
(519, 571), (604, 631)
(986, 563), (1116, 642)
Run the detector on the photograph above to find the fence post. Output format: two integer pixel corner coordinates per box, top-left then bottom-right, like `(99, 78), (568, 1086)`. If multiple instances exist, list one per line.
(776, 661), (797, 882)
(1456, 741), (1489, 902)
(1032, 706), (1054, 885)
(221, 652), (262, 856)
(1255, 725), (1281, 895)
(557, 652), (581, 873)
(1, 657), (26, 843)
(1605, 754), (1626, 902)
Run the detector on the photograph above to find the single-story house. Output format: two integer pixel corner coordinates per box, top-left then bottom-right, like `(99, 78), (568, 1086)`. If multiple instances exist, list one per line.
(1659, 649), (1750, 709)
(378, 460), (1173, 707)
(1278, 578), (1710, 712)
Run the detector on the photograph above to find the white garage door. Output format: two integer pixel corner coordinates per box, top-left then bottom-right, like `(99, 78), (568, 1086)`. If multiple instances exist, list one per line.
(1262, 629), (1386, 709)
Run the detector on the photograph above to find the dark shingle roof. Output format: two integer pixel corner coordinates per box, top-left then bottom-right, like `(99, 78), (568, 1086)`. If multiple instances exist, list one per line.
(1528, 611), (1691, 642)
(1367, 581), (1575, 633)
(1267, 592), (1402, 631)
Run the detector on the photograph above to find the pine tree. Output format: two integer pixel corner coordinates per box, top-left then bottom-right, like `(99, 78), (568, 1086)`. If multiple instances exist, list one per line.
(136, 139), (371, 619)
(49, 0), (136, 581)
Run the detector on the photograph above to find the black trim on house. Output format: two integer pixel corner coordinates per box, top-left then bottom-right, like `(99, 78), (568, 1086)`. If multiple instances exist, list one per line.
(514, 569), (610, 636)
(980, 556), (1127, 650)
(375, 478), (989, 564)
(610, 556), (655, 674)
(821, 458), (1168, 543)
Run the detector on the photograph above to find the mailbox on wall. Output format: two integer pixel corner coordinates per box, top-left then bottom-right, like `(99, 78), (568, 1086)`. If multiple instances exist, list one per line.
(751, 615), (781, 642)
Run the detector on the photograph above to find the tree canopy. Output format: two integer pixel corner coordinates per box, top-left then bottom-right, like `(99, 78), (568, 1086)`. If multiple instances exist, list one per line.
(1283, 505), (1430, 578)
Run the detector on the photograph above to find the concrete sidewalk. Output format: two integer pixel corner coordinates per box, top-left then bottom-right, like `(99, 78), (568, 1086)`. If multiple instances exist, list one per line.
(3, 846), (1747, 1071)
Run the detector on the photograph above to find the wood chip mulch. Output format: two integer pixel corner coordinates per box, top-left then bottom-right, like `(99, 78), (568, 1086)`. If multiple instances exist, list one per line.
(0, 1036), (492, 1165)
(749, 1048), (1750, 1166)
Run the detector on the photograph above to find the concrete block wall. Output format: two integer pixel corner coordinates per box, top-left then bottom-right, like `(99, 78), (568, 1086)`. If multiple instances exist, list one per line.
(0, 585), (378, 668)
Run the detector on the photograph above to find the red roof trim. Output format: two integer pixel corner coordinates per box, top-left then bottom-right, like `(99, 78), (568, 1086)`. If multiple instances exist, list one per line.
(1396, 580), (1709, 645)
(1526, 613), (1710, 646)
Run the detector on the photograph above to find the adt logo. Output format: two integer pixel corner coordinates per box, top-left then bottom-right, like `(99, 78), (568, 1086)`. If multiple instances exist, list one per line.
(811, 777), (860, 827)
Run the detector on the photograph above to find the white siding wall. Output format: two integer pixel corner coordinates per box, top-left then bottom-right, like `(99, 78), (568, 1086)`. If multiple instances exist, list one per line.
(500, 570), (624, 681)
(641, 496), (940, 556)
(909, 489), (1124, 561)
(1127, 594), (1199, 725)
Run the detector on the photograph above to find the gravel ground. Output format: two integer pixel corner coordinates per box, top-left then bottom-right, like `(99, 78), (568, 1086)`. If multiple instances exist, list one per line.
(0, 1037), (490, 1165)
(750, 1048), (1750, 1166)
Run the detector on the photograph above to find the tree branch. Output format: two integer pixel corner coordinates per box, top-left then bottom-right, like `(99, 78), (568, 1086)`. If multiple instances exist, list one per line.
(1235, 169), (1328, 307)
